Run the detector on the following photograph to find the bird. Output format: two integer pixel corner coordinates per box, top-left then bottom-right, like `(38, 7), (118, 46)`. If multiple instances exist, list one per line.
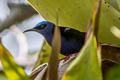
(24, 21), (85, 56)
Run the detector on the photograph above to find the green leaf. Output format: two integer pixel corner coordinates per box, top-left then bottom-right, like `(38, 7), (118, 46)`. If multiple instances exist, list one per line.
(105, 0), (120, 12)
(111, 26), (120, 39)
(0, 41), (30, 80)
(117, 0), (120, 9)
(106, 65), (120, 80)
(27, 0), (120, 46)
(32, 41), (51, 70)
(62, 34), (102, 80)
(33, 41), (64, 70)
(62, 0), (102, 79)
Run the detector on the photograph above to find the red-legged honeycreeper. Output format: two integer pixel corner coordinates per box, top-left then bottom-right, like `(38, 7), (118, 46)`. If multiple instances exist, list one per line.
(24, 21), (85, 56)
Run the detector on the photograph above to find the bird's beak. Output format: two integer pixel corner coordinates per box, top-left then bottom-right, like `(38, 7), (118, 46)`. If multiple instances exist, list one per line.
(23, 29), (38, 33)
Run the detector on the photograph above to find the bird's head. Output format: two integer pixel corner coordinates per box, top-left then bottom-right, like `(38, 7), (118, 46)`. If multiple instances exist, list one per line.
(24, 21), (55, 45)
(24, 21), (55, 36)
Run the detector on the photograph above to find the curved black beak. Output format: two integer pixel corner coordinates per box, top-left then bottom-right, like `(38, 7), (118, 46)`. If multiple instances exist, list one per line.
(23, 29), (37, 33)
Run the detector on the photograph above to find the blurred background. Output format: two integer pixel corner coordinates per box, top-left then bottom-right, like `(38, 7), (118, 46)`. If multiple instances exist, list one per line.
(0, 0), (46, 79)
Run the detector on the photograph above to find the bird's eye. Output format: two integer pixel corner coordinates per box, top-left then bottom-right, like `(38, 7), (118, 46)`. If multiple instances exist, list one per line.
(40, 24), (47, 29)
(34, 24), (47, 30)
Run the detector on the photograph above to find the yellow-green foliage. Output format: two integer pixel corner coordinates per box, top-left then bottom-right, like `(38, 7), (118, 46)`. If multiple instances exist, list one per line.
(27, 0), (120, 46)
(0, 42), (30, 80)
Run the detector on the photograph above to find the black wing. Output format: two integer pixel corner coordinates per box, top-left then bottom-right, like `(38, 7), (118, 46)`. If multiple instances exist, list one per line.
(59, 27), (86, 40)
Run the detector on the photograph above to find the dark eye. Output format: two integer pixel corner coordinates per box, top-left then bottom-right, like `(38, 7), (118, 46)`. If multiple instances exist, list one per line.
(40, 24), (47, 29)
(35, 24), (47, 30)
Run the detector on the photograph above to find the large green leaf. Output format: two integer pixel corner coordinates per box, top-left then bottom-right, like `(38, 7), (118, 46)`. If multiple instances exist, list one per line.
(117, 0), (120, 9)
(105, 0), (120, 12)
(62, 34), (102, 80)
(62, 0), (102, 79)
(27, 0), (120, 46)
(0, 41), (30, 80)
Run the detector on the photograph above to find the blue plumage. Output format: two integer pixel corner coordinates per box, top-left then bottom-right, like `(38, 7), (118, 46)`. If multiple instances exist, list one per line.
(24, 21), (85, 56)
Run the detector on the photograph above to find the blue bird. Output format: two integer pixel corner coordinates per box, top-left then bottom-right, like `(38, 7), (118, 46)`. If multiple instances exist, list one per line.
(24, 21), (85, 56)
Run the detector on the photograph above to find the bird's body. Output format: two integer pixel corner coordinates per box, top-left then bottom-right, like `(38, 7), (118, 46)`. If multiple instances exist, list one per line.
(24, 21), (85, 56)
(55, 27), (85, 55)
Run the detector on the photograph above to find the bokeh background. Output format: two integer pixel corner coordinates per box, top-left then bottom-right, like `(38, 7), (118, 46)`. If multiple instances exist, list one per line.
(0, 0), (45, 79)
